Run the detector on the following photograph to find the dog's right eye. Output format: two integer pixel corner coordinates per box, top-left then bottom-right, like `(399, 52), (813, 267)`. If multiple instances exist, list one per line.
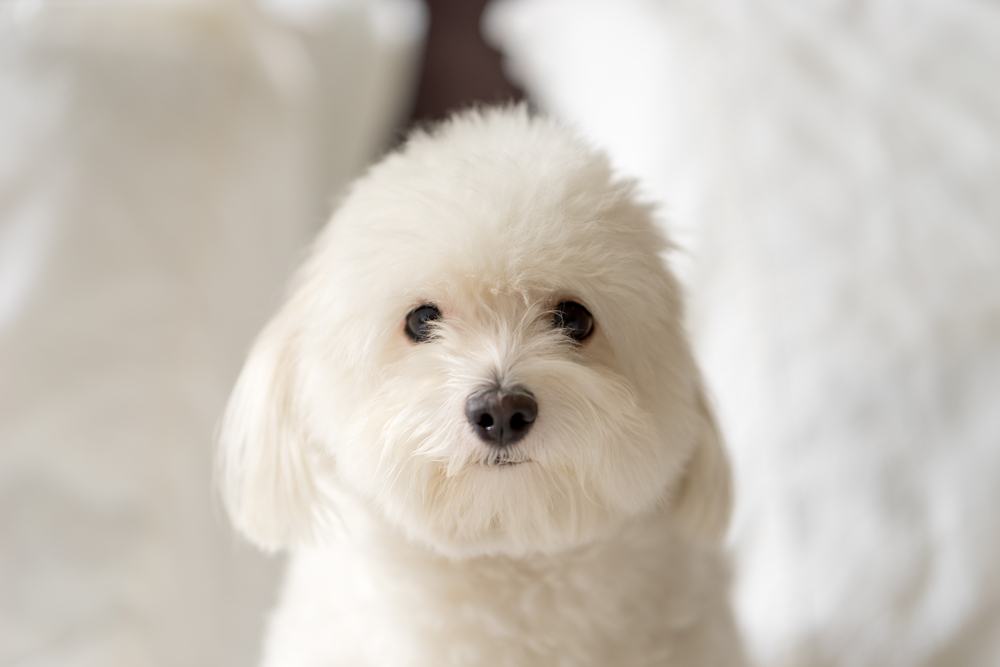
(405, 304), (441, 343)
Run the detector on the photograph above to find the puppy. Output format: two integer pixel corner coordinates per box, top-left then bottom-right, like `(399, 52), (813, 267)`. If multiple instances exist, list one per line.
(218, 107), (744, 666)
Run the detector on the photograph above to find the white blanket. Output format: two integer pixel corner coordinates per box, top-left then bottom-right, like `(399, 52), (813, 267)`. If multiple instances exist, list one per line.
(0, 2), (424, 665)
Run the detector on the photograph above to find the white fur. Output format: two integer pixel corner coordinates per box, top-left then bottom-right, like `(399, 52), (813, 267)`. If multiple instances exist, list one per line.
(218, 107), (743, 666)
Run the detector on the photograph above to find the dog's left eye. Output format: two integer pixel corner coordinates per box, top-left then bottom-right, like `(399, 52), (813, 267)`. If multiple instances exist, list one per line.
(405, 304), (441, 343)
(553, 300), (594, 342)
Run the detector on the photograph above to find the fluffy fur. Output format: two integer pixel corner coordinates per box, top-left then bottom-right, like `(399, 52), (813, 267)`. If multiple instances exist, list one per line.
(218, 107), (743, 666)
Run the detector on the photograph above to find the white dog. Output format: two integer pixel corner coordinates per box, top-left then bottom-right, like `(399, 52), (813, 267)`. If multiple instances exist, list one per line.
(218, 107), (744, 666)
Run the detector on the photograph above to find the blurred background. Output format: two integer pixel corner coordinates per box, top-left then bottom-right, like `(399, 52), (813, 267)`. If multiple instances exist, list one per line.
(1, 1), (998, 666)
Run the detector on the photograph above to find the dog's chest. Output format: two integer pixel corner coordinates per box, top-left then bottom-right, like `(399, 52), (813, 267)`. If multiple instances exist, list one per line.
(261, 532), (734, 667)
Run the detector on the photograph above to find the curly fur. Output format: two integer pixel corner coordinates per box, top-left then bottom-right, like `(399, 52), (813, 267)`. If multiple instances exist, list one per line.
(217, 106), (743, 666)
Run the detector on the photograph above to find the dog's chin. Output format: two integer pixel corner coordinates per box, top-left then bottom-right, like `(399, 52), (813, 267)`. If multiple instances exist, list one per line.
(373, 457), (655, 560)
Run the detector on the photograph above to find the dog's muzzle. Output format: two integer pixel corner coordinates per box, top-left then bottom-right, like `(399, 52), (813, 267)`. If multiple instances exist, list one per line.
(465, 385), (537, 447)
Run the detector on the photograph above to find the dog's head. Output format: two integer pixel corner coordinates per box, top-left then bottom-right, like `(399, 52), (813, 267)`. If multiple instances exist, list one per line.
(218, 108), (730, 557)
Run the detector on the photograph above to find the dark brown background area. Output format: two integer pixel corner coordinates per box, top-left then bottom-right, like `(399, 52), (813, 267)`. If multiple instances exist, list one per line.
(408, 0), (524, 124)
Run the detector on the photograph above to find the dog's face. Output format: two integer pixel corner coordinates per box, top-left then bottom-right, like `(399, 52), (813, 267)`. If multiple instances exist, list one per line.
(219, 109), (730, 557)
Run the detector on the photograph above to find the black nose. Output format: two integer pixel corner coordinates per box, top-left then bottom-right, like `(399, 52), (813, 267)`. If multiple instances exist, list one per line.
(465, 386), (537, 446)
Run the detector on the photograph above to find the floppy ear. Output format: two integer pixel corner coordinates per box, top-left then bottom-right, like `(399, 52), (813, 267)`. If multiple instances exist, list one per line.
(671, 387), (733, 543)
(216, 308), (320, 552)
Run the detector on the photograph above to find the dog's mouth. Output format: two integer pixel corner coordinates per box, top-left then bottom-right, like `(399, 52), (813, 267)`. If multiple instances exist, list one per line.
(480, 452), (531, 467)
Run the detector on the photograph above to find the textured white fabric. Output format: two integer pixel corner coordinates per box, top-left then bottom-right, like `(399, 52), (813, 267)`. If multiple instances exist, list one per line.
(0, 2), (424, 665)
(485, 2), (1000, 666)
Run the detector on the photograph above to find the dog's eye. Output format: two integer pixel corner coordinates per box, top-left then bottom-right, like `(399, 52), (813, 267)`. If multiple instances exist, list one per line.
(553, 301), (594, 342)
(405, 304), (441, 343)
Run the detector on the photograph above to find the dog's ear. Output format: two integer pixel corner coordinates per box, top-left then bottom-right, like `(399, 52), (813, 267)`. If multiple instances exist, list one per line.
(671, 387), (733, 543)
(216, 307), (320, 552)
